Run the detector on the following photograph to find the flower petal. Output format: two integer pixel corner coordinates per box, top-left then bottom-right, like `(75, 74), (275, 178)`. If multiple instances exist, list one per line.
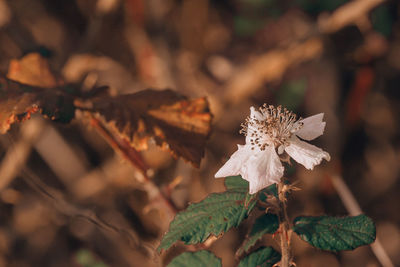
(250, 106), (264, 120)
(295, 113), (326, 141)
(215, 145), (253, 178)
(242, 146), (284, 194)
(245, 107), (265, 144)
(285, 136), (330, 170)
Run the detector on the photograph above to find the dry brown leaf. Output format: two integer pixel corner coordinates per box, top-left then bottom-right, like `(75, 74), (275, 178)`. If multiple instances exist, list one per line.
(0, 77), (75, 134)
(7, 53), (60, 88)
(0, 53), (74, 133)
(83, 89), (212, 167)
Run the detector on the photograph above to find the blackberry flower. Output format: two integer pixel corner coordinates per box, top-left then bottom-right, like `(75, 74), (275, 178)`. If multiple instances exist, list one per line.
(215, 105), (330, 194)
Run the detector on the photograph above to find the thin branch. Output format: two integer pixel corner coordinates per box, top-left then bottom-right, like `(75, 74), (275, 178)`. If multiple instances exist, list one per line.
(224, 38), (323, 104)
(33, 123), (88, 185)
(318, 0), (386, 33)
(0, 117), (44, 191)
(277, 182), (292, 267)
(0, 118), (159, 264)
(224, 0), (386, 104)
(19, 165), (159, 263)
(89, 116), (178, 221)
(330, 175), (394, 267)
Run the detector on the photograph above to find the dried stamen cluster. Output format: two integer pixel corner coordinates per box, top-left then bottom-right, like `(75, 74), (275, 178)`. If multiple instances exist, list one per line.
(240, 105), (303, 151)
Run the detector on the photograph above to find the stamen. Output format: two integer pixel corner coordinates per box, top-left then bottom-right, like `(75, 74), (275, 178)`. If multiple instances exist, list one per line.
(240, 105), (303, 151)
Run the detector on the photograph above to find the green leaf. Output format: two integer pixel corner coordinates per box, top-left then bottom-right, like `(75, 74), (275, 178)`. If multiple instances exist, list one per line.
(225, 176), (277, 199)
(224, 176), (249, 190)
(238, 247), (281, 267)
(167, 250), (221, 267)
(293, 214), (376, 251)
(158, 176), (257, 251)
(237, 213), (279, 255)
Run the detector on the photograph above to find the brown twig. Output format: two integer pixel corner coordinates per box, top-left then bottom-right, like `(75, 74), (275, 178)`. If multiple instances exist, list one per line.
(89, 116), (178, 222)
(318, 0), (386, 33)
(330, 174), (394, 267)
(0, 117), (44, 191)
(33, 122), (89, 185)
(224, 0), (386, 105)
(0, 116), (157, 264)
(19, 165), (158, 266)
(224, 38), (323, 104)
(277, 182), (292, 267)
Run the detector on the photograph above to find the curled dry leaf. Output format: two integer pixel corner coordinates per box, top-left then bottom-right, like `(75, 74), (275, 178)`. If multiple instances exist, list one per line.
(80, 89), (212, 167)
(7, 53), (60, 88)
(0, 53), (75, 133)
(0, 77), (75, 133)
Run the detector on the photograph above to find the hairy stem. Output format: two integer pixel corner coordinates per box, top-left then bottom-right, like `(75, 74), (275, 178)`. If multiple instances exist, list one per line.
(278, 182), (291, 267)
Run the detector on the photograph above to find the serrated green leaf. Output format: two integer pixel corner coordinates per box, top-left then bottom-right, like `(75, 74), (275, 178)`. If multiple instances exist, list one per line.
(238, 247), (281, 267)
(158, 177), (257, 251)
(167, 250), (221, 267)
(237, 213), (279, 255)
(225, 176), (277, 199)
(293, 214), (376, 251)
(224, 176), (248, 190)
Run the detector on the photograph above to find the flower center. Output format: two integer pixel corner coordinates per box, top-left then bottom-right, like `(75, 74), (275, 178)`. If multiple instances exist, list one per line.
(240, 105), (303, 151)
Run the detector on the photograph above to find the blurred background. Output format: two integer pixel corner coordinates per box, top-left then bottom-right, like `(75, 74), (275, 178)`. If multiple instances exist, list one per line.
(0, 0), (399, 266)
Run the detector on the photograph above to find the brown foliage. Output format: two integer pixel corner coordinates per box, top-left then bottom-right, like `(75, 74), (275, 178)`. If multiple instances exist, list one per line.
(1, 53), (212, 167)
(0, 76), (76, 134)
(7, 53), (60, 88)
(82, 89), (212, 167)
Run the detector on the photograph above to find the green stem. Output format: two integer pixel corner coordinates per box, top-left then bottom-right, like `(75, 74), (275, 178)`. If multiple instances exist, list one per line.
(278, 182), (291, 267)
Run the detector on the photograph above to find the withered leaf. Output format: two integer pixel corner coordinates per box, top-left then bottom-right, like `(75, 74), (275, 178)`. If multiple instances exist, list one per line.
(0, 77), (75, 133)
(2, 53), (212, 168)
(7, 53), (60, 88)
(0, 53), (75, 133)
(84, 89), (212, 167)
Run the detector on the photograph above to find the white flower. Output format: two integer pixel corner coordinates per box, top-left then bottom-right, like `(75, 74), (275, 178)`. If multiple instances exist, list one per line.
(215, 105), (330, 194)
